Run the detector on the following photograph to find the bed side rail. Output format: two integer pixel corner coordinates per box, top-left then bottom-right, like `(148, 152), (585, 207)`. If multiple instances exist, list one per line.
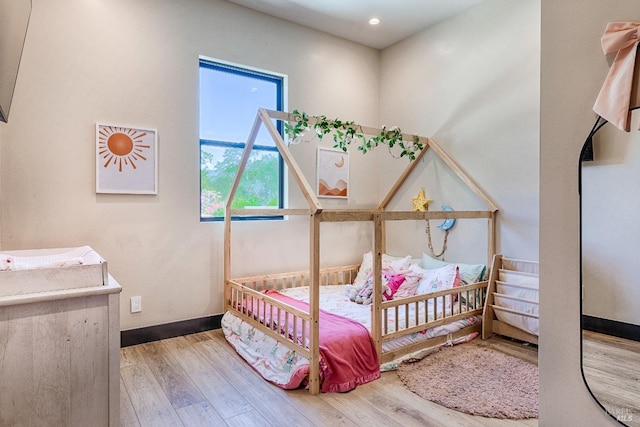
(226, 278), (313, 358)
(232, 264), (360, 292)
(378, 280), (487, 342)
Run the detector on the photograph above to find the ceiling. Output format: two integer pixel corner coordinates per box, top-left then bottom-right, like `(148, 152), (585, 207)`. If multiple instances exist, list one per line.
(226, 0), (483, 49)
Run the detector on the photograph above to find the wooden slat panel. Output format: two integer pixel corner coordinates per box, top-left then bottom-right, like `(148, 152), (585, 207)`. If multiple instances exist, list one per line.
(227, 280), (313, 319)
(226, 279), (314, 359)
(230, 208), (310, 216)
(231, 264), (359, 289)
(380, 281), (486, 308)
(493, 292), (539, 305)
(379, 323), (482, 364)
(318, 209), (375, 222)
(491, 305), (539, 319)
(381, 309), (483, 342)
(380, 210), (492, 221)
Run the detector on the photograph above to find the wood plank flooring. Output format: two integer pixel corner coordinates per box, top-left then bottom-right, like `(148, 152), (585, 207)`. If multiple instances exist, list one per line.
(120, 330), (538, 427)
(582, 330), (640, 427)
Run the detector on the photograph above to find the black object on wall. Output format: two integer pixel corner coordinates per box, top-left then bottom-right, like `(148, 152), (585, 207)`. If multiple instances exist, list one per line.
(0, 0), (31, 123)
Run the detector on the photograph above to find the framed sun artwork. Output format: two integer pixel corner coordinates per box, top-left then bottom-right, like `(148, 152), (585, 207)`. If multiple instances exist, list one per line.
(317, 147), (349, 198)
(96, 124), (158, 194)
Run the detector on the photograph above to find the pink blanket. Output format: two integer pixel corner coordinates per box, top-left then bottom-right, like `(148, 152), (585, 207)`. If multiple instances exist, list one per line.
(262, 289), (380, 392)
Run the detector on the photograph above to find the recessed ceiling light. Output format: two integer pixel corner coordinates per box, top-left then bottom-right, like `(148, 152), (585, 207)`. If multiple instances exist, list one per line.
(369, 18), (380, 26)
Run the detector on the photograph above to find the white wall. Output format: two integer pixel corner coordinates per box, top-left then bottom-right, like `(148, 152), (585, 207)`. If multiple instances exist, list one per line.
(0, 124), (2, 245)
(379, 0), (540, 264)
(540, 0), (632, 425)
(0, 0), (31, 123)
(0, 0), (379, 330)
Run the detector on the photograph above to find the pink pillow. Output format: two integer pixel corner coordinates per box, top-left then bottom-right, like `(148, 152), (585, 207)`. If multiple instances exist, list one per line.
(383, 275), (406, 300)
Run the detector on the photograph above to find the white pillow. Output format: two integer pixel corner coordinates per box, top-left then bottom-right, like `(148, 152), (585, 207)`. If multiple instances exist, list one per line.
(383, 253), (421, 265)
(354, 252), (414, 288)
(383, 254), (412, 273)
(415, 264), (460, 295)
(353, 251), (373, 288)
(421, 253), (486, 284)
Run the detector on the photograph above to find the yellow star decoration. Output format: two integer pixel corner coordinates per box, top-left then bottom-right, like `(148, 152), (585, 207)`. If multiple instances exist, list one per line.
(411, 189), (432, 212)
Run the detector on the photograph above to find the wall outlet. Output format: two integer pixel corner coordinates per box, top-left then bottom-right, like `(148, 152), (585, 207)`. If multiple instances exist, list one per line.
(130, 296), (142, 313)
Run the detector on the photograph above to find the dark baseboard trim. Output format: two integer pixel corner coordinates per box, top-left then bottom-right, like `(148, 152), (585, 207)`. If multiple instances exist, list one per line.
(121, 314), (223, 347)
(582, 315), (640, 342)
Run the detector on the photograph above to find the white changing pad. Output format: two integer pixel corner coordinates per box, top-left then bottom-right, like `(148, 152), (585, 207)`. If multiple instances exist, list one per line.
(0, 246), (107, 298)
(0, 246), (102, 271)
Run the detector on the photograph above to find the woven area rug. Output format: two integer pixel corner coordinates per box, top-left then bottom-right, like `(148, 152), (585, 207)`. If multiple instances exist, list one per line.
(396, 343), (538, 419)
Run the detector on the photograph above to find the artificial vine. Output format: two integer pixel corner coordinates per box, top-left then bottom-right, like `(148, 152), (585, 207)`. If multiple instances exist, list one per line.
(284, 109), (424, 161)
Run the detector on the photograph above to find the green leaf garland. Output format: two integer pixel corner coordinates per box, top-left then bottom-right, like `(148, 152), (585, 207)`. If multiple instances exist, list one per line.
(284, 110), (424, 161)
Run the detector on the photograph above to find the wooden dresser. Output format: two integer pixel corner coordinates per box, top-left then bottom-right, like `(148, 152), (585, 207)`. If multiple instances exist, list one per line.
(0, 249), (121, 426)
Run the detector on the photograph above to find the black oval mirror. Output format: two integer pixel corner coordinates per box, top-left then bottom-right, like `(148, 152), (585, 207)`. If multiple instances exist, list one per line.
(580, 113), (640, 427)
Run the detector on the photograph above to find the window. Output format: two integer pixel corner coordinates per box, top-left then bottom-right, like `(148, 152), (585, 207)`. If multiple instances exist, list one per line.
(199, 58), (285, 221)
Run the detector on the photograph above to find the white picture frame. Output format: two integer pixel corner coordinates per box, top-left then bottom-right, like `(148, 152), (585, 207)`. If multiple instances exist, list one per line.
(96, 124), (158, 194)
(317, 147), (349, 198)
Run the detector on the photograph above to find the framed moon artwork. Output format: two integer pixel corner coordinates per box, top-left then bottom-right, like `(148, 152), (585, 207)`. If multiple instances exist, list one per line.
(317, 147), (349, 198)
(95, 124), (158, 194)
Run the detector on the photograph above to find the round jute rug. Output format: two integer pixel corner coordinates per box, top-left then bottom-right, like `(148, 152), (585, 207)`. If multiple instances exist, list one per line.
(396, 343), (538, 419)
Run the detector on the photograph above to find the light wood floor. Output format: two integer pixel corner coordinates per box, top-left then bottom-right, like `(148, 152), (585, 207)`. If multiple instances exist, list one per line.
(582, 330), (640, 427)
(120, 330), (538, 427)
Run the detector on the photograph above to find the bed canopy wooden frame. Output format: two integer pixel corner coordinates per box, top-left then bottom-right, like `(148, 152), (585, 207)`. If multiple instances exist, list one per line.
(223, 108), (498, 394)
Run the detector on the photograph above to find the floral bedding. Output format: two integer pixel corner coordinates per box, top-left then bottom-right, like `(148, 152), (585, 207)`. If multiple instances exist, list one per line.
(222, 284), (480, 390)
(278, 285), (480, 352)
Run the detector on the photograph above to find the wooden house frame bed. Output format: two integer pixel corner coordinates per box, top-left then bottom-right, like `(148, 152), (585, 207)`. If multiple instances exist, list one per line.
(223, 108), (499, 395)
